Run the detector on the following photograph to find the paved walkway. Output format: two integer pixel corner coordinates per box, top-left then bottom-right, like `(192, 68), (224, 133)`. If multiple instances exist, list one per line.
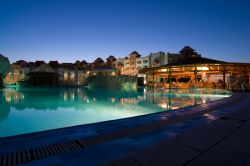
(100, 93), (250, 166)
(0, 93), (249, 166)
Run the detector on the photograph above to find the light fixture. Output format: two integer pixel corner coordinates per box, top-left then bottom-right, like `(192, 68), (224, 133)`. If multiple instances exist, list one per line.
(197, 66), (209, 71)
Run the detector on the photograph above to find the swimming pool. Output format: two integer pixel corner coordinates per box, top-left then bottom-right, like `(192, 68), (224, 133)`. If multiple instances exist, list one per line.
(0, 87), (231, 137)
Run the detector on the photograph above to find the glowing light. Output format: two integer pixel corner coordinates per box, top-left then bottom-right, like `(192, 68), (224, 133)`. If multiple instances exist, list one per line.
(161, 69), (167, 72)
(111, 98), (116, 103)
(159, 103), (168, 109)
(197, 66), (209, 71)
(6, 96), (11, 102)
(63, 92), (67, 101)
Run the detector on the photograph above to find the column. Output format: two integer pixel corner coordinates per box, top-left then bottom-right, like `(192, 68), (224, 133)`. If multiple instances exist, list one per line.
(168, 68), (171, 90)
(223, 65), (226, 89)
(152, 70), (155, 88)
(194, 66), (197, 88)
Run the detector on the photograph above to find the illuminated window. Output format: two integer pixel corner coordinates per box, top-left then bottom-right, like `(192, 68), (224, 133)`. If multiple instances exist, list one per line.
(64, 72), (68, 81)
(70, 72), (75, 79)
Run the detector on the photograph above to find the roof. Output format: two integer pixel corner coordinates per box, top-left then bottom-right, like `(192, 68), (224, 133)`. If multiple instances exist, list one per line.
(129, 51), (141, 58)
(31, 64), (58, 73)
(179, 46), (195, 53)
(165, 57), (227, 66)
(106, 55), (117, 61)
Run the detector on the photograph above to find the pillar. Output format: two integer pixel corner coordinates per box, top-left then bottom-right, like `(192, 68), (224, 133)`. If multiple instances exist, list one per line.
(222, 65), (226, 89)
(152, 70), (155, 88)
(168, 68), (171, 90)
(194, 66), (197, 88)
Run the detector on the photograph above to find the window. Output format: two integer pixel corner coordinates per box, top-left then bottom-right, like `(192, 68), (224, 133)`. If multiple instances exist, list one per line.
(137, 61), (141, 64)
(64, 72), (68, 81)
(143, 66), (148, 68)
(143, 60), (148, 63)
(137, 66), (141, 70)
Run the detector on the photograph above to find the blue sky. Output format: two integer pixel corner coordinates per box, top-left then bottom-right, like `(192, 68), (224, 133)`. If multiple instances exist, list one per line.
(1, 0), (250, 63)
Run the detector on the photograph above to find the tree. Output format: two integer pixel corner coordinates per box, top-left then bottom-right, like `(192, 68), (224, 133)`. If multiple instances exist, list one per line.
(0, 54), (11, 88)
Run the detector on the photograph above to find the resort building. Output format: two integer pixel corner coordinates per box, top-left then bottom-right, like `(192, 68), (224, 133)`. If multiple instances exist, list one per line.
(4, 58), (118, 87)
(5, 47), (249, 90)
(139, 46), (250, 91)
(115, 51), (167, 76)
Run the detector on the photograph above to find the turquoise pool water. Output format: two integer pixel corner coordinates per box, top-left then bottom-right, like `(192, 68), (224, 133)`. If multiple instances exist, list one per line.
(0, 87), (231, 137)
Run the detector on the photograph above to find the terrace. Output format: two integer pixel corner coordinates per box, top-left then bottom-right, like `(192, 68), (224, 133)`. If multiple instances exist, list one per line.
(140, 56), (250, 91)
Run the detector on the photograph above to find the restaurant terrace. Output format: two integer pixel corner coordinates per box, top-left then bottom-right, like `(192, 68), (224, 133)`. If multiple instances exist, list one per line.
(139, 56), (250, 91)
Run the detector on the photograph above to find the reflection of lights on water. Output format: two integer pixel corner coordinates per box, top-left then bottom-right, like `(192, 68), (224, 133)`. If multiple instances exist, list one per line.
(111, 98), (116, 103)
(144, 88), (146, 93)
(86, 99), (90, 103)
(6, 96), (11, 102)
(171, 106), (179, 110)
(203, 99), (206, 104)
(158, 103), (167, 109)
(93, 97), (96, 101)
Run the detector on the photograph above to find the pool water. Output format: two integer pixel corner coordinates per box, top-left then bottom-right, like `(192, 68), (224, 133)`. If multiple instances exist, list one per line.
(0, 87), (231, 137)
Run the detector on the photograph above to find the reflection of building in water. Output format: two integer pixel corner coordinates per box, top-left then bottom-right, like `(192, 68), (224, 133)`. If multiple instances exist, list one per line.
(143, 88), (230, 110)
(0, 91), (10, 122)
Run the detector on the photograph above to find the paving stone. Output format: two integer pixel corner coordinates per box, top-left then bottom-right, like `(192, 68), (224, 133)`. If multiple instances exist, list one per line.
(98, 157), (137, 166)
(60, 137), (137, 164)
(127, 141), (199, 166)
(236, 124), (250, 137)
(221, 133), (250, 155)
(173, 131), (222, 152)
(19, 156), (64, 166)
(199, 118), (243, 137)
(187, 145), (250, 166)
(225, 109), (250, 120)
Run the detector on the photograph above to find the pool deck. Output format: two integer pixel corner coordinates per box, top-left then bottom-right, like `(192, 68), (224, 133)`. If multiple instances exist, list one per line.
(0, 92), (250, 166)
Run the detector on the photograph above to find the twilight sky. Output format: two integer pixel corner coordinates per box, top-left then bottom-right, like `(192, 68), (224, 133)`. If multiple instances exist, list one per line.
(1, 0), (250, 63)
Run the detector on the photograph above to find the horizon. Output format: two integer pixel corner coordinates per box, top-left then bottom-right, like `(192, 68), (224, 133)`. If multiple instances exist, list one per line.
(1, 0), (250, 63)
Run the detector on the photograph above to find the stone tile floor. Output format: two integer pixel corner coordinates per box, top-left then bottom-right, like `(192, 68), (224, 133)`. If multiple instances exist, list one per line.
(0, 93), (249, 166)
